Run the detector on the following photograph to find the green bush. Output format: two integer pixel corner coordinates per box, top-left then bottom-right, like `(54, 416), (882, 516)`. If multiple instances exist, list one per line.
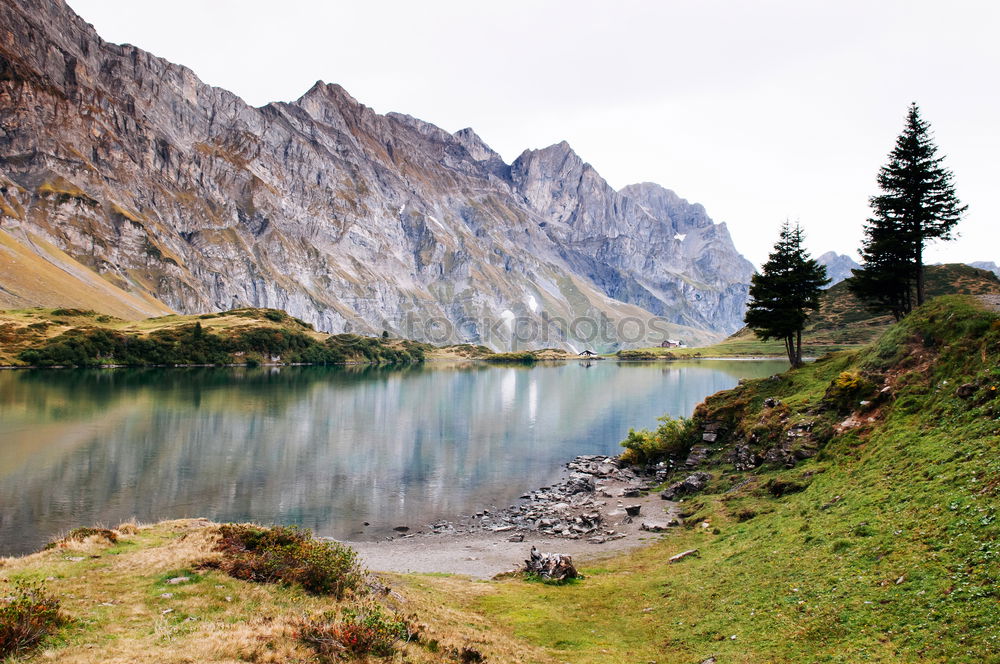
(296, 603), (412, 659)
(620, 415), (696, 464)
(49, 308), (96, 317)
(616, 349), (674, 360)
(0, 581), (67, 659)
(822, 370), (877, 413)
(17, 322), (426, 367)
(322, 335), (428, 365)
(483, 351), (536, 364)
(211, 525), (363, 598)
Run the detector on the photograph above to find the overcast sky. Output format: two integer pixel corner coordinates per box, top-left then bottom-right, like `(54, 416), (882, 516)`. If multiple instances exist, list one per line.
(67, 0), (998, 267)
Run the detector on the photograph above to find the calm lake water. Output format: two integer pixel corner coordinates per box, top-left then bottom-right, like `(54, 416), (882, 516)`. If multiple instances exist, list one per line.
(0, 359), (786, 555)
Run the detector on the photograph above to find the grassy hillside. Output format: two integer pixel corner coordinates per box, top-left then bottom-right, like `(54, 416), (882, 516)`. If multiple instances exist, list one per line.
(0, 228), (173, 320)
(2, 296), (997, 662)
(622, 263), (1000, 359)
(445, 295), (1000, 662)
(0, 308), (430, 367)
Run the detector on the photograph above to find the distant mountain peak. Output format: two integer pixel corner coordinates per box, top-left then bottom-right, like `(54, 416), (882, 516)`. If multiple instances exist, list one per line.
(968, 261), (1000, 278)
(303, 79), (356, 99)
(514, 140), (582, 165)
(452, 127), (501, 162)
(816, 252), (861, 288)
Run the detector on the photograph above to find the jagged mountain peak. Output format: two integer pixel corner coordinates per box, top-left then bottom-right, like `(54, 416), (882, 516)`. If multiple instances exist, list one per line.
(509, 141), (595, 215)
(816, 252), (861, 288)
(293, 79), (369, 120)
(385, 111), (451, 140)
(298, 80), (359, 104)
(619, 182), (683, 210)
(452, 127), (501, 163)
(542, 139), (574, 153)
(619, 182), (714, 231)
(514, 140), (584, 166)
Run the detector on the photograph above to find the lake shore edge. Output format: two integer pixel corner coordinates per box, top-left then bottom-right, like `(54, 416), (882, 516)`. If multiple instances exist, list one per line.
(344, 453), (678, 579)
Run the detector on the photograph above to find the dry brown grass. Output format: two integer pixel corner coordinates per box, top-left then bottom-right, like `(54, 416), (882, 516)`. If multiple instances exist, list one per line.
(1, 519), (554, 663)
(0, 229), (172, 323)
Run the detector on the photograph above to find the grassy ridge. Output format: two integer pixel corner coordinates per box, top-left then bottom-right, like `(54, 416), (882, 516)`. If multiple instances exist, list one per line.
(622, 263), (1000, 359)
(0, 309), (583, 367)
(0, 308), (430, 367)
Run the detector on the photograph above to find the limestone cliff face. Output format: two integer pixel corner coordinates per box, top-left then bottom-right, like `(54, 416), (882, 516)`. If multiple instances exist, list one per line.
(0, 0), (753, 349)
(509, 141), (753, 330)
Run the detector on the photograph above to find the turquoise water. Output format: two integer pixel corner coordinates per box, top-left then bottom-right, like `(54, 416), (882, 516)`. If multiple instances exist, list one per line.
(0, 359), (786, 555)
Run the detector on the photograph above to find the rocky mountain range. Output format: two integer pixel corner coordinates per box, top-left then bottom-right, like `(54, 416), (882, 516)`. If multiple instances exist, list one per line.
(0, 0), (754, 350)
(816, 251), (860, 288)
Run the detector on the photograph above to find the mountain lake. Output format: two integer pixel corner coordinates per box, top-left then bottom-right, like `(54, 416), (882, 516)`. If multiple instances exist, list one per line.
(0, 358), (787, 555)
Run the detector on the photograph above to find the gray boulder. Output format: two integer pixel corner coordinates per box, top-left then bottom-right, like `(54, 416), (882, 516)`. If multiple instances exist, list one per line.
(661, 472), (712, 500)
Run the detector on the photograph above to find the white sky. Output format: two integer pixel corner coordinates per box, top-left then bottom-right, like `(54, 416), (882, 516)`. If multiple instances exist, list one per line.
(66, 0), (999, 268)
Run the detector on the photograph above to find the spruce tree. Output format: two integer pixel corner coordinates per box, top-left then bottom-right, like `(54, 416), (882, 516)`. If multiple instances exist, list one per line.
(850, 213), (913, 321)
(851, 103), (966, 316)
(744, 221), (829, 368)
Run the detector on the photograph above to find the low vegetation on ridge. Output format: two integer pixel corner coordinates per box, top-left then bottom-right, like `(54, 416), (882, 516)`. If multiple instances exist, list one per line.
(0, 307), (430, 367)
(620, 263), (1000, 360)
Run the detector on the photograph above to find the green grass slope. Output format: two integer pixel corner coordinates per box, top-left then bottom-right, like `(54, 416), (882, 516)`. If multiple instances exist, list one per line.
(463, 295), (999, 662)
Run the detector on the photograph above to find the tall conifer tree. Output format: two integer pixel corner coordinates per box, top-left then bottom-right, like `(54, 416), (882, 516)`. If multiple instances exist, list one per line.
(851, 103), (966, 317)
(744, 222), (829, 368)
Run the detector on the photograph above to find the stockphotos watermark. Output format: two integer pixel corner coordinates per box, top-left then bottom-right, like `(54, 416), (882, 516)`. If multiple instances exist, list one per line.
(389, 311), (677, 347)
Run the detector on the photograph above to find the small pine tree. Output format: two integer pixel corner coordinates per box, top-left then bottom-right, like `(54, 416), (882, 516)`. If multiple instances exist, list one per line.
(851, 103), (966, 317)
(744, 221), (829, 368)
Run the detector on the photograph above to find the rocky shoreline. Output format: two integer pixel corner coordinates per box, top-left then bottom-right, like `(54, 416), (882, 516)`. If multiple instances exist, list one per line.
(384, 455), (680, 545)
(497, 456), (675, 536)
(345, 454), (691, 578)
